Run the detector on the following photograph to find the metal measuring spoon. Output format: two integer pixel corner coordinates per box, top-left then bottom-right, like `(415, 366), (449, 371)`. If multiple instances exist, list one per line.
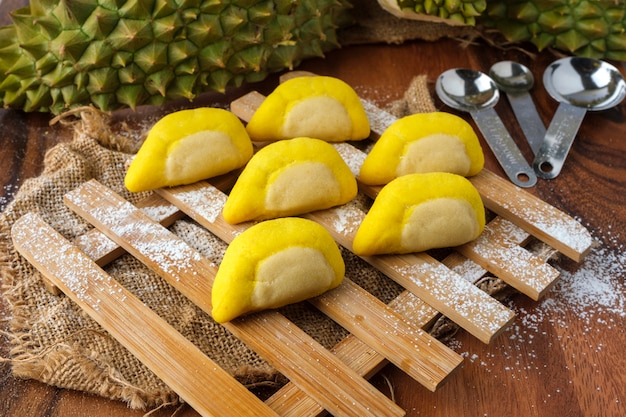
(534, 57), (626, 179)
(436, 68), (537, 188)
(489, 61), (546, 155)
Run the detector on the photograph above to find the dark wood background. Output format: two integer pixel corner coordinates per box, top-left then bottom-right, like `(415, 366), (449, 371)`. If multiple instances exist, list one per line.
(2, 1), (625, 416)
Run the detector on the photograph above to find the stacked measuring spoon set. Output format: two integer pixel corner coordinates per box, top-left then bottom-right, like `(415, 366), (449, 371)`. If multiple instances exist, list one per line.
(435, 57), (626, 188)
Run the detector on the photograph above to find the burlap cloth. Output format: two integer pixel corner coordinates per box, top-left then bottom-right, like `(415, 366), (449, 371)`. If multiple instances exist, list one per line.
(0, 3), (502, 411)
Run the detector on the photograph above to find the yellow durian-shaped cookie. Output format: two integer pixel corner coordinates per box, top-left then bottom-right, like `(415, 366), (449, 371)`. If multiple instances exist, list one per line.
(359, 112), (484, 185)
(353, 172), (485, 255)
(222, 137), (357, 224)
(212, 217), (345, 323)
(125, 108), (253, 192)
(245, 76), (370, 142)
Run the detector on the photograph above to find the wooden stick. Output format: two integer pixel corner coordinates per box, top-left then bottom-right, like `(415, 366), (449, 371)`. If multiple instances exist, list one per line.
(11, 212), (279, 417)
(469, 169), (594, 262)
(73, 192), (185, 266)
(455, 221), (559, 300)
(63, 180), (406, 417)
(157, 182), (463, 390)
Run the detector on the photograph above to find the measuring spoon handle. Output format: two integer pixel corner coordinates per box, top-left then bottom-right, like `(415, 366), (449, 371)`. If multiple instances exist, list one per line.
(533, 103), (587, 179)
(506, 92), (547, 156)
(471, 108), (537, 188)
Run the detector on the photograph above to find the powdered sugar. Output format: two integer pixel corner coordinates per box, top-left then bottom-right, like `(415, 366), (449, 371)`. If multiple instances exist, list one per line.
(333, 142), (366, 177)
(168, 185), (226, 223)
(541, 245), (626, 324)
(324, 201), (364, 238)
(360, 98), (398, 136)
(1, 183), (19, 212)
(140, 201), (179, 222)
(450, 228), (626, 388)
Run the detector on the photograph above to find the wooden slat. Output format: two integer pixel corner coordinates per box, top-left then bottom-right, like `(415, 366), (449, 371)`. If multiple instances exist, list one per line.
(73, 192), (185, 266)
(157, 182), (463, 391)
(455, 221), (559, 300)
(469, 169), (595, 262)
(63, 180), (406, 417)
(11, 213), (279, 417)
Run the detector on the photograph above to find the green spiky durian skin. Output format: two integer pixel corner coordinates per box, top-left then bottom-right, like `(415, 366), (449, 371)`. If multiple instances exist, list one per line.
(481, 0), (626, 61)
(396, 0), (487, 25)
(0, 0), (355, 114)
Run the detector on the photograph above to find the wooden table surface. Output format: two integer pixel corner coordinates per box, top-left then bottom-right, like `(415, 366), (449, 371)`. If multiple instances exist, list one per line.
(2, 2), (625, 416)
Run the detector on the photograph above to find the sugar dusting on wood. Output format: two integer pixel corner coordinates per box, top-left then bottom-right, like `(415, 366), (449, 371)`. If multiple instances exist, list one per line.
(393, 261), (512, 335)
(448, 227), (625, 407)
(140, 200), (179, 222)
(12, 213), (122, 312)
(495, 191), (595, 257)
(169, 185), (227, 223)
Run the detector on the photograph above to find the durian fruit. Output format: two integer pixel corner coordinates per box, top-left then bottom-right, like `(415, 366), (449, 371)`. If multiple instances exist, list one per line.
(376, 0), (626, 60)
(0, 0), (354, 114)
(377, 0), (487, 25)
(482, 0), (626, 61)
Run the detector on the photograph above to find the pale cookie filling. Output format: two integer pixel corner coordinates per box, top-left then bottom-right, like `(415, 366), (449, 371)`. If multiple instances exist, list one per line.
(166, 131), (240, 181)
(265, 161), (342, 212)
(397, 134), (471, 176)
(251, 246), (336, 308)
(401, 198), (480, 252)
(282, 96), (352, 139)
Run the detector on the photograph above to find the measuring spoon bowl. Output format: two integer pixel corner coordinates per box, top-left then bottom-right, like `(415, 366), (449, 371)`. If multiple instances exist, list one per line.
(490, 60), (535, 93)
(490, 61), (546, 155)
(436, 68), (537, 188)
(534, 57), (626, 179)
